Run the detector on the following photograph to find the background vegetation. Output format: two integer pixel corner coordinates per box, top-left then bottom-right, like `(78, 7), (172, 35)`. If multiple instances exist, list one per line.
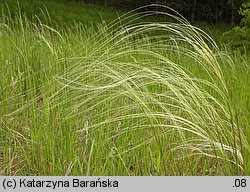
(82, 0), (244, 24)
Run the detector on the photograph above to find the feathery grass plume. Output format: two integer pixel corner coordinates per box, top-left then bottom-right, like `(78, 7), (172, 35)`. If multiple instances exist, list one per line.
(0, 3), (249, 175)
(53, 5), (249, 174)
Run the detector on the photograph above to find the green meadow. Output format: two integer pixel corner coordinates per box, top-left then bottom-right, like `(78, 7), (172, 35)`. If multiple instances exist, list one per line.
(0, 0), (249, 175)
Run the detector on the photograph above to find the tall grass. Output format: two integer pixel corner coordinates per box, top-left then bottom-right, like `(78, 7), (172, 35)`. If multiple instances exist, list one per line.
(0, 3), (249, 175)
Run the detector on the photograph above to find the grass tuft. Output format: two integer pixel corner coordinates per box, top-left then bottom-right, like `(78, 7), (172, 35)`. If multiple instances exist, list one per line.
(0, 3), (249, 175)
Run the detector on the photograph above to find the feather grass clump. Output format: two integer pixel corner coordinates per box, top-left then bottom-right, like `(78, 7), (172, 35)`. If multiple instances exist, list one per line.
(1, 4), (249, 175)
(51, 5), (249, 174)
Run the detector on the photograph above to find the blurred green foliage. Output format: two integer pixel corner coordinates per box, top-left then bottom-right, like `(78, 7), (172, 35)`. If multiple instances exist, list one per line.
(224, 0), (250, 51)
